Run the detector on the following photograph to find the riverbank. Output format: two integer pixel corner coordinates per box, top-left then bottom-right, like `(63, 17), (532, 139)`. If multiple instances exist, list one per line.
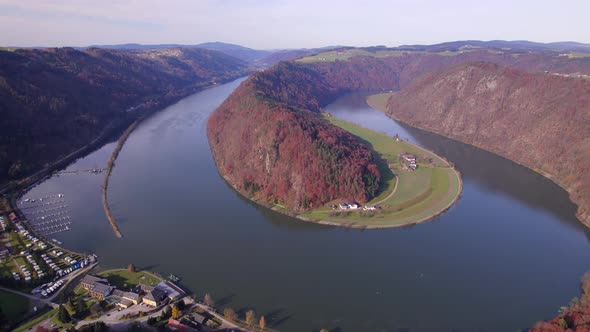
(368, 91), (590, 228)
(216, 110), (462, 229)
(298, 114), (463, 228)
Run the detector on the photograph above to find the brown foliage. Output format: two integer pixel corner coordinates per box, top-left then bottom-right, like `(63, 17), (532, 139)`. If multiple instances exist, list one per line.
(208, 62), (388, 211)
(386, 62), (590, 226)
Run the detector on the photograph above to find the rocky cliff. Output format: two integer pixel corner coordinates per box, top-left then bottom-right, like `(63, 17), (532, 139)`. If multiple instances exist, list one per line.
(386, 62), (590, 226)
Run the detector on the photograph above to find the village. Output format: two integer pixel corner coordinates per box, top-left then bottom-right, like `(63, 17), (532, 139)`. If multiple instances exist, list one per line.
(0, 195), (273, 332)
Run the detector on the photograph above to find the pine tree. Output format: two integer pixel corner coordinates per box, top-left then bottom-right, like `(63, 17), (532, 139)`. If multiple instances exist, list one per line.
(57, 304), (71, 323)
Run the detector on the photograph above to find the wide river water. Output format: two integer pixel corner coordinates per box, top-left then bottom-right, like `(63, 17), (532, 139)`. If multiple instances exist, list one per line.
(21, 78), (590, 331)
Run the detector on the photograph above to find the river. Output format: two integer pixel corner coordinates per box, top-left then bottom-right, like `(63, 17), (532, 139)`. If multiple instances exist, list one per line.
(20, 79), (590, 331)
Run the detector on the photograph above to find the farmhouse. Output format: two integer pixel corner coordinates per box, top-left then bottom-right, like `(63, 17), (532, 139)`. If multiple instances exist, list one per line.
(400, 153), (418, 171)
(339, 202), (360, 210)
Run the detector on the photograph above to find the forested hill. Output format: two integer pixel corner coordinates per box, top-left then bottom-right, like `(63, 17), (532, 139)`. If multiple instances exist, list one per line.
(207, 59), (401, 211)
(386, 62), (590, 227)
(0, 47), (249, 184)
(208, 46), (590, 224)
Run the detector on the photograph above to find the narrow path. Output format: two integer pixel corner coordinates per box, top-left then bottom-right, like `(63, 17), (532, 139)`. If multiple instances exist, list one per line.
(372, 167), (399, 205)
(102, 120), (141, 238)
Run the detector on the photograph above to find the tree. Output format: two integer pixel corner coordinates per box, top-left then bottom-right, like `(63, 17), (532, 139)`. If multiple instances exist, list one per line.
(245, 310), (256, 327)
(75, 299), (88, 319)
(203, 293), (214, 307)
(171, 306), (182, 319)
(174, 300), (185, 311)
(127, 263), (136, 273)
(259, 315), (266, 330)
(160, 305), (172, 320)
(223, 307), (237, 322)
(78, 322), (108, 332)
(57, 304), (71, 323)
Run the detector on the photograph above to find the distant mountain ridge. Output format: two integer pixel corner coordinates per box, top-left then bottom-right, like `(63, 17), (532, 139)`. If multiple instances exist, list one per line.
(83, 42), (270, 62)
(208, 44), (590, 228)
(399, 40), (590, 52)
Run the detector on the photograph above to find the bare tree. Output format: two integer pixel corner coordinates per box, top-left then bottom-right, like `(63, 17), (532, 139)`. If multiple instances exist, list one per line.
(245, 309), (256, 327)
(259, 315), (266, 330)
(203, 293), (214, 307)
(223, 307), (237, 321)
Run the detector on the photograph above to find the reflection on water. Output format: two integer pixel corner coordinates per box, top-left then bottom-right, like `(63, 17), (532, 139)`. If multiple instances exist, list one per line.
(21, 84), (590, 331)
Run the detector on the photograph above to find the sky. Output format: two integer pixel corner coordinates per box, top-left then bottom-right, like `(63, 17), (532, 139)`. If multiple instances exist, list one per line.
(1, 0), (589, 49)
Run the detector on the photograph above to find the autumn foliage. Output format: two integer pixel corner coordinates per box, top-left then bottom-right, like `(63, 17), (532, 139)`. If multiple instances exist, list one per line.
(530, 273), (590, 331)
(207, 61), (397, 210)
(386, 62), (590, 226)
(0, 47), (248, 183)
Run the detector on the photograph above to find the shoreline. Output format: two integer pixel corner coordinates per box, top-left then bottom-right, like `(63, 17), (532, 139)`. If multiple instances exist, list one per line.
(213, 108), (463, 230)
(367, 92), (590, 228)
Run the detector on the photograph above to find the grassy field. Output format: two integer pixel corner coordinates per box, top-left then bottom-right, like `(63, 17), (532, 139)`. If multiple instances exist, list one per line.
(0, 290), (30, 324)
(300, 114), (462, 228)
(98, 269), (162, 290)
(13, 307), (57, 332)
(296, 48), (482, 63)
(297, 49), (419, 63)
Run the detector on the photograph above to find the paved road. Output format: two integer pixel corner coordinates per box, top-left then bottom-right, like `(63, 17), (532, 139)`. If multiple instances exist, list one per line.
(76, 296), (250, 332)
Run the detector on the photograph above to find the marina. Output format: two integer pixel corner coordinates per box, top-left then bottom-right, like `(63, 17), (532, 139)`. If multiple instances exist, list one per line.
(18, 194), (74, 236)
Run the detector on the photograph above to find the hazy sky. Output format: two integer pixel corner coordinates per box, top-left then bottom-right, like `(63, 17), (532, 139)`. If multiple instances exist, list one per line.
(1, 0), (588, 49)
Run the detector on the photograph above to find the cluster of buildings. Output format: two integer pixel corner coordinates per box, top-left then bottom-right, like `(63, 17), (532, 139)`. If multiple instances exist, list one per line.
(24, 251), (44, 279)
(336, 202), (378, 211)
(400, 153), (418, 171)
(37, 279), (64, 297)
(338, 202), (360, 210)
(79, 274), (185, 309)
(6, 217), (93, 283)
(168, 313), (213, 331)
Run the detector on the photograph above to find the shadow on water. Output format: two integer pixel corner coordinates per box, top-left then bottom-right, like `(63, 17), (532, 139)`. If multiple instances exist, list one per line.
(216, 294), (236, 307)
(229, 182), (335, 232)
(401, 123), (590, 238)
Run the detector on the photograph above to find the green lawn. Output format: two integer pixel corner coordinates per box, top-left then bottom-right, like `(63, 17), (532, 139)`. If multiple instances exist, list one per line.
(0, 258), (18, 277)
(300, 114), (462, 228)
(0, 290), (30, 323)
(98, 269), (162, 290)
(296, 48), (475, 63)
(13, 307), (57, 332)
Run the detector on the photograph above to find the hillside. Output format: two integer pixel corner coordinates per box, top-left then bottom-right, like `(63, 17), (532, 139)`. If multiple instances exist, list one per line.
(208, 47), (590, 217)
(207, 60), (400, 211)
(86, 42), (273, 63)
(385, 62), (590, 226)
(0, 47), (248, 184)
